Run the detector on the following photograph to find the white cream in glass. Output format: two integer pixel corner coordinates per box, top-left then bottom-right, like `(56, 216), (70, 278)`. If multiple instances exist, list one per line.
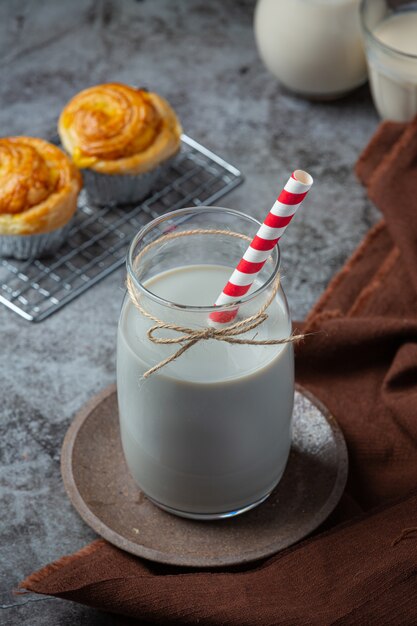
(117, 208), (295, 520)
(361, 0), (417, 121)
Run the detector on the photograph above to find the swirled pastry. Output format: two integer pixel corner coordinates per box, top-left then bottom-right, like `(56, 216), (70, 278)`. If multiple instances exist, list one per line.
(0, 137), (82, 236)
(58, 83), (182, 175)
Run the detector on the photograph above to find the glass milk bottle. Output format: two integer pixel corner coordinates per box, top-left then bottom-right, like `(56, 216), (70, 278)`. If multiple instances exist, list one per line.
(117, 207), (295, 520)
(254, 0), (367, 99)
(360, 0), (417, 122)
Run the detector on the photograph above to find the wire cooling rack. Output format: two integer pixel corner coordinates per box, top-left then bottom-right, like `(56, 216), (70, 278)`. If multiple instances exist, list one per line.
(0, 135), (243, 322)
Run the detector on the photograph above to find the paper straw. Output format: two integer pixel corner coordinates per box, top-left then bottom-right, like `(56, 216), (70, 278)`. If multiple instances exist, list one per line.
(210, 170), (313, 324)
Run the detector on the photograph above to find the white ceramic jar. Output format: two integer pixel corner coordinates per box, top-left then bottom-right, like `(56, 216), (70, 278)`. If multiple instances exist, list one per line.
(254, 0), (368, 99)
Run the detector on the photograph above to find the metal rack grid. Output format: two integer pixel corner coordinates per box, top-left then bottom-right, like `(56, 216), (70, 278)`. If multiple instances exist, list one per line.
(0, 135), (243, 322)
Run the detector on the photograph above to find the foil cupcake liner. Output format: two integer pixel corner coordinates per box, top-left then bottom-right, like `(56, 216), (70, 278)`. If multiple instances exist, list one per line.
(82, 158), (174, 207)
(0, 220), (73, 261)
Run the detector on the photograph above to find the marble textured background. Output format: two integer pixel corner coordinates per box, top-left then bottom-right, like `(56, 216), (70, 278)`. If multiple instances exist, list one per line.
(0, 0), (380, 624)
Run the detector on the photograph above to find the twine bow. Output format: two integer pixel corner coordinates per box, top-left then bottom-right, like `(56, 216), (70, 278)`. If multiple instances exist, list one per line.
(126, 264), (303, 379)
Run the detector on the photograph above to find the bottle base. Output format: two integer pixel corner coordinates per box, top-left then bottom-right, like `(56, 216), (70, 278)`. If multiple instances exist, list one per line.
(280, 76), (368, 101)
(146, 490), (273, 520)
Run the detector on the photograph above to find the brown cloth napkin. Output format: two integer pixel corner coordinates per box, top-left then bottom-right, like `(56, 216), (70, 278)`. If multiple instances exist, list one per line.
(20, 120), (417, 624)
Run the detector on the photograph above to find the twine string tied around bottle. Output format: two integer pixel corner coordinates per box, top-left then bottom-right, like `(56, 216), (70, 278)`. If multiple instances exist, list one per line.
(126, 229), (305, 378)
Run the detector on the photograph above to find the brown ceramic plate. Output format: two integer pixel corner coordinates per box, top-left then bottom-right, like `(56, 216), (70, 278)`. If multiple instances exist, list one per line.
(61, 384), (348, 568)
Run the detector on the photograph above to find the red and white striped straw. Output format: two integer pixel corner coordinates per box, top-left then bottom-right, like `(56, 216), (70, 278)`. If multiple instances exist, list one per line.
(210, 170), (313, 324)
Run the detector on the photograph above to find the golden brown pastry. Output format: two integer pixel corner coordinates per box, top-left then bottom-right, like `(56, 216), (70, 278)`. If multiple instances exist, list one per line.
(0, 137), (82, 236)
(58, 83), (182, 175)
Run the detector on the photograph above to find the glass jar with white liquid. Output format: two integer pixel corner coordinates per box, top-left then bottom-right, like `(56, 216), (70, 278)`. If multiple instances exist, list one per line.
(117, 207), (295, 520)
(361, 0), (417, 121)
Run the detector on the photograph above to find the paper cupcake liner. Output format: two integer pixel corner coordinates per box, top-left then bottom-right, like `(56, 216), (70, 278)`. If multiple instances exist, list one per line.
(82, 158), (174, 207)
(0, 221), (73, 261)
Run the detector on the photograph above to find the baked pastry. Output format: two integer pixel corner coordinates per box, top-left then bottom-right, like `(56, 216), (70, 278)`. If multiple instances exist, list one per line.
(0, 137), (82, 259)
(58, 82), (182, 205)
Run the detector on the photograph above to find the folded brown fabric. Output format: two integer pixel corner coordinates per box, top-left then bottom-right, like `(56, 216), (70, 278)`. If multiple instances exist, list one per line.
(20, 119), (417, 624)
(355, 120), (406, 186)
(356, 116), (417, 295)
(19, 493), (417, 625)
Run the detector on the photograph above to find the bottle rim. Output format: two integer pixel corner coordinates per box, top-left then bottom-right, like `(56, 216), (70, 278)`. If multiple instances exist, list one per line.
(126, 206), (281, 313)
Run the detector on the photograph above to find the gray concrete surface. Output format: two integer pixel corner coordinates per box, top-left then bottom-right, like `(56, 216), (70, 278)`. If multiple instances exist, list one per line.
(0, 0), (380, 624)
